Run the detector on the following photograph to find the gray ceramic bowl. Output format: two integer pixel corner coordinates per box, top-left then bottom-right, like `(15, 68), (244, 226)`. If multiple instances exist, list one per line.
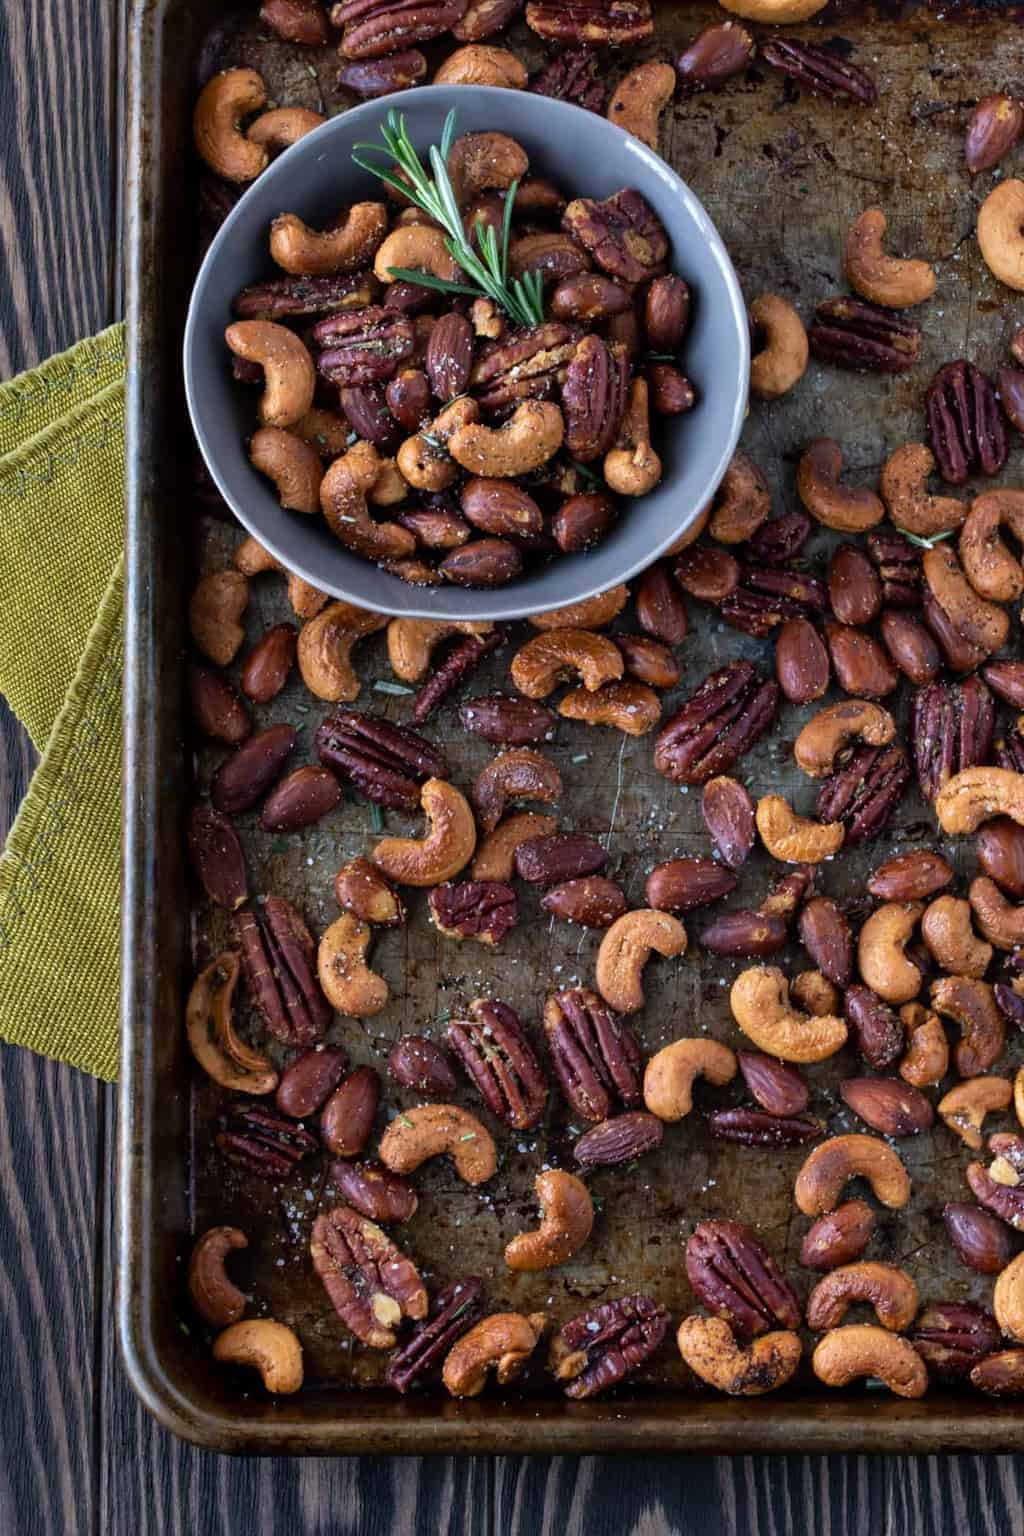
(184, 84), (749, 620)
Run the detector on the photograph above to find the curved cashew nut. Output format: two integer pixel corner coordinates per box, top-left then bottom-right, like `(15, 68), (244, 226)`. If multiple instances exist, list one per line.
(450, 400), (565, 479)
(805, 1263), (919, 1332)
(995, 1252), (1024, 1341)
(320, 440), (415, 561)
(249, 426), (323, 514)
(317, 913), (388, 1017)
(922, 894), (993, 975)
(729, 965), (847, 1063)
(193, 68), (267, 182)
(447, 131), (529, 205)
(212, 1319), (303, 1394)
(374, 224), (462, 285)
(899, 1002), (949, 1088)
(186, 952), (278, 1094)
(794, 1134), (911, 1216)
(225, 320), (315, 428)
(471, 748), (562, 833)
(936, 766), (1024, 835)
(189, 570), (248, 666)
(510, 628), (623, 700)
(797, 438), (884, 533)
(959, 489), (1024, 603)
(748, 293), (808, 400)
(296, 600), (389, 703)
(504, 1170), (594, 1271)
(270, 204), (387, 277)
(844, 208), (936, 308)
(595, 908), (688, 1014)
(791, 969), (840, 1017)
(811, 1325), (926, 1398)
(188, 1227), (249, 1327)
(794, 701), (895, 778)
(879, 442), (966, 537)
(604, 379), (662, 496)
(386, 617), (494, 682)
(472, 812), (558, 882)
(372, 778), (477, 886)
(970, 875), (1024, 950)
(529, 586), (630, 631)
(433, 44), (528, 89)
(397, 398), (479, 492)
(978, 179), (1024, 291)
(677, 1315), (802, 1397)
(293, 407), (354, 458)
(442, 1311), (546, 1398)
(558, 680), (661, 736)
(607, 60), (677, 150)
(755, 794), (844, 864)
(931, 975), (1005, 1077)
(379, 1102), (497, 1184)
(709, 452), (771, 544)
(938, 1076), (1013, 1149)
(247, 106), (324, 156)
(857, 902), (924, 1004)
(923, 545), (1009, 657)
(719, 0), (827, 18)
(233, 535), (328, 621)
(643, 1038), (737, 1122)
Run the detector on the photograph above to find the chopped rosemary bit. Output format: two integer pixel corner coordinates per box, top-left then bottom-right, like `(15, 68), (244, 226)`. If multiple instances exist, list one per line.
(370, 803), (384, 833)
(373, 680), (415, 695)
(895, 526), (956, 550)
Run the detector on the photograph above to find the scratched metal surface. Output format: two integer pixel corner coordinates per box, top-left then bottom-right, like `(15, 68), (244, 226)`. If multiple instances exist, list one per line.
(187, 2), (1024, 1400)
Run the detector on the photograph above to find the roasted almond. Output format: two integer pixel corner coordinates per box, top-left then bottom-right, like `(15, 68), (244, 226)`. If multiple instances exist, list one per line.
(211, 724), (297, 815)
(798, 896), (853, 987)
(645, 856), (737, 912)
(944, 1200), (1013, 1274)
(824, 620), (898, 698)
(461, 477), (545, 541)
(541, 875), (627, 927)
(459, 694), (556, 745)
(275, 1045), (348, 1119)
(736, 1051), (809, 1116)
(515, 832), (608, 885)
(867, 850), (953, 902)
(800, 1200), (876, 1271)
(673, 545), (740, 603)
(320, 1067), (380, 1158)
(828, 544), (882, 627)
(701, 776), (756, 869)
(977, 818), (1024, 898)
(260, 765), (342, 831)
(700, 909), (788, 957)
(187, 804), (248, 909)
(774, 617), (829, 705)
(425, 311), (474, 401)
(387, 1035), (457, 1096)
(189, 664), (252, 744)
(241, 622), (297, 704)
(839, 1076), (934, 1136)
(634, 563), (688, 645)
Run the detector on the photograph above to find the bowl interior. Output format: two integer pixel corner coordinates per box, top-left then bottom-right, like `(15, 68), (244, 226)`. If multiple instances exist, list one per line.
(184, 84), (749, 620)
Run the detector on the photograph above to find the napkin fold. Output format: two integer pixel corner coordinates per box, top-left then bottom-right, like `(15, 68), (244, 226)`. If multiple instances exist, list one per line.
(0, 324), (126, 1081)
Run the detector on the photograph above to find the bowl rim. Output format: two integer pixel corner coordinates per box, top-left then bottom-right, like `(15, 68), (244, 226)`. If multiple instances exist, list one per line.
(183, 83), (750, 621)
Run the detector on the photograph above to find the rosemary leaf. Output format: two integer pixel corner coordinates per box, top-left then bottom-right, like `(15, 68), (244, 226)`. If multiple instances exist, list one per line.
(895, 527), (956, 550)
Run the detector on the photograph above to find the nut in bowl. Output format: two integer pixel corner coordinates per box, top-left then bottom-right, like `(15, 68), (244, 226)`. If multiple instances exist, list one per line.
(184, 85), (749, 620)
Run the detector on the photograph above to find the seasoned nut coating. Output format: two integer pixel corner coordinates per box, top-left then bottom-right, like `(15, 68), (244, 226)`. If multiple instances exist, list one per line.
(550, 1294), (670, 1398)
(310, 1204), (427, 1349)
(448, 999), (547, 1129)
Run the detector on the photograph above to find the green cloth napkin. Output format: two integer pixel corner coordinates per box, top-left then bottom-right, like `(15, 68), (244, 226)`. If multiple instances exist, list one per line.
(0, 324), (126, 1081)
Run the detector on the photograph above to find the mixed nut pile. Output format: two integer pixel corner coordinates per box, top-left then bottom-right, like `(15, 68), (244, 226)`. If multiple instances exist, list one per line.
(187, 1), (1024, 1405)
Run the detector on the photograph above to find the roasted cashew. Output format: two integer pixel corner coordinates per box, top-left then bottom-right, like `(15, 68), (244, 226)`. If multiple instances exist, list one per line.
(224, 320), (315, 428)
(970, 875), (1024, 950)
(442, 1311), (546, 1398)
(708, 451), (771, 544)
(879, 442), (966, 537)
(270, 204), (387, 277)
(806, 1262), (919, 1332)
(247, 106), (324, 155)
(938, 1076), (1013, 1149)
(294, 407), (357, 459)
(844, 208), (936, 308)
(899, 1002), (949, 1088)
(233, 534), (327, 620)
(931, 975), (1006, 1077)
(379, 1103), (497, 1185)
(397, 398), (479, 492)
(374, 224), (462, 285)
(472, 812), (558, 882)
(296, 600), (389, 703)
(643, 1038), (737, 1122)
(791, 970), (840, 1017)
(797, 438), (884, 533)
(595, 909), (688, 1014)
(857, 902), (923, 1005)
(923, 545), (1009, 657)
(510, 628), (623, 699)
(372, 777), (477, 886)
(188, 1227), (249, 1327)
(811, 1325), (927, 1399)
(189, 570), (248, 666)
(433, 44), (527, 87)
(978, 179), (1024, 291)
(729, 966), (847, 1062)
(186, 952), (278, 1094)
(793, 701), (895, 779)
(748, 294), (808, 400)
(664, 503), (711, 556)
(995, 1253), (1024, 1342)
(528, 586), (630, 631)
(450, 400), (565, 479)
(794, 1134), (911, 1216)
(756, 794), (844, 864)
(193, 68), (267, 182)
(677, 1316), (802, 1397)
(959, 489), (1024, 603)
(504, 1170), (593, 1271)
(604, 379), (662, 496)
(936, 766), (1024, 835)
(249, 426), (323, 514)
(868, 851), (954, 902)
(320, 440), (415, 561)
(719, 0), (827, 20)
(447, 131), (529, 206)
(471, 748), (562, 832)
(922, 894), (993, 976)
(212, 1319), (303, 1394)
(558, 681), (661, 736)
(317, 913), (388, 1017)
(386, 617), (493, 682)
(606, 60), (677, 150)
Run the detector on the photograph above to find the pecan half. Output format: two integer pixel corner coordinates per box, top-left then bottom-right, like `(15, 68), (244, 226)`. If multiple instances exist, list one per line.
(720, 564), (828, 638)
(316, 708), (449, 811)
(313, 306), (416, 386)
(234, 897), (332, 1046)
(448, 999), (547, 1129)
(333, 0), (470, 60)
(233, 271), (376, 321)
(428, 880), (518, 945)
(529, 47), (607, 112)
(685, 1219), (801, 1337)
(867, 530), (922, 606)
(809, 298), (921, 373)
(815, 744), (909, 845)
(760, 37), (877, 104)
(561, 335), (629, 461)
(311, 1204), (427, 1349)
(385, 1277), (486, 1393)
(526, 0), (653, 48)
(926, 360), (1007, 484)
(544, 986), (642, 1121)
(412, 632), (501, 724)
(471, 323), (577, 413)
(911, 1301), (1001, 1380)
(654, 661), (779, 785)
(550, 1294), (669, 1399)
(562, 189), (667, 285)
(217, 1102), (318, 1177)
(910, 676), (994, 801)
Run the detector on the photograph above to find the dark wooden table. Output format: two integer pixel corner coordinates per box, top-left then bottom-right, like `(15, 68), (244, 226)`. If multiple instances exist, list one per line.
(3, 4), (1024, 1531)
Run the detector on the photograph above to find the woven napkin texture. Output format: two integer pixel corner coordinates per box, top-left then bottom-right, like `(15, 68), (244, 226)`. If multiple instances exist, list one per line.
(0, 323), (125, 1081)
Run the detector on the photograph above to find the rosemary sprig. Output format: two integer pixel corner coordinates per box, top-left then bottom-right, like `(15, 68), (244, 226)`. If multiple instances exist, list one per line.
(895, 527), (956, 550)
(352, 108), (545, 329)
